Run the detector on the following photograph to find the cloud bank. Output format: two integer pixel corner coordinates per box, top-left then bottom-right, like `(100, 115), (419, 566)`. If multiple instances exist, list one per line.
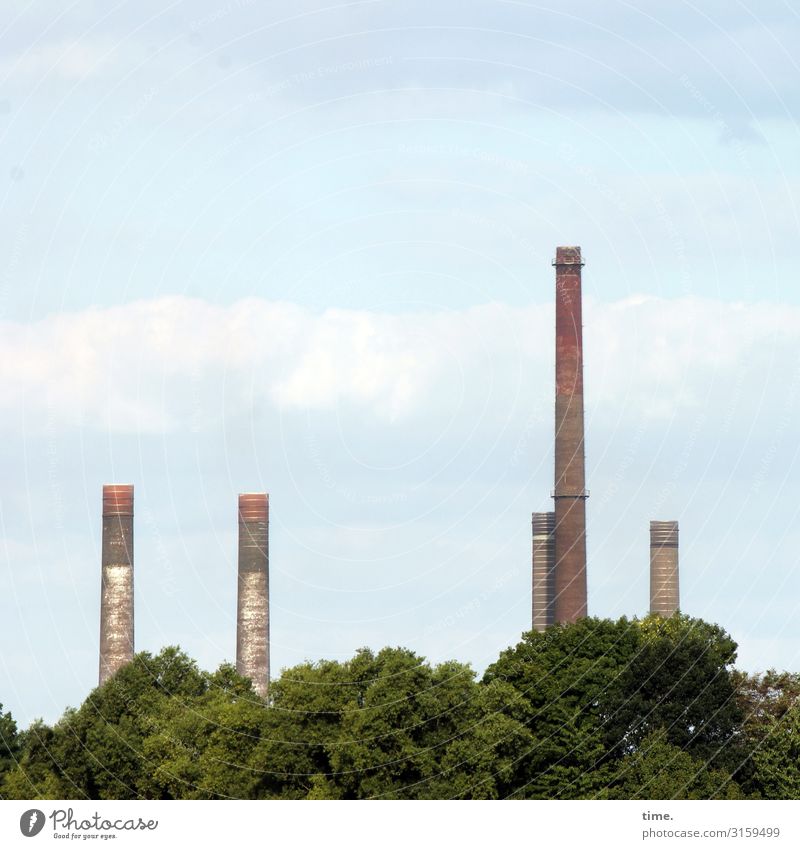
(2, 294), (797, 435)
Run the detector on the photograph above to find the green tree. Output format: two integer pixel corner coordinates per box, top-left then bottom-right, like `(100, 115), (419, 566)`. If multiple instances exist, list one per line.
(603, 729), (744, 799)
(2, 720), (65, 799)
(18, 647), (212, 799)
(142, 663), (265, 799)
(734, 671), (800, 798)
(0, 624), (773, 801)
(327, 648), (478, 799)
(431, 679), (536, 799)
(748, 705), (800, 799)
(484, 615), (743, 798)
(611, 614), (743, 769)
(484, 617), (638, 798)
(734, 669), (800, 730)
(248, 656), (357, 799)
(0, 703), (20, 792)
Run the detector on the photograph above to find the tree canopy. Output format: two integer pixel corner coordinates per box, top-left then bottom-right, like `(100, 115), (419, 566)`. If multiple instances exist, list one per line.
(1, 615), (796, 800)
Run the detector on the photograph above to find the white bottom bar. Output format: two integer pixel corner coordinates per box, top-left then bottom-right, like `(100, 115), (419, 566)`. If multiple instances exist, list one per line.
(1, 800), (796, 848)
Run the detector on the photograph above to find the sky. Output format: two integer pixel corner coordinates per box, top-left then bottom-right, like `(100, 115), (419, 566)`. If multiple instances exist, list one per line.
(1, 0), (799, 728)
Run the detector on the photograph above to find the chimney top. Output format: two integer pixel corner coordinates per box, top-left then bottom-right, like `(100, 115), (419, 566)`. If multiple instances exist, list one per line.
(102, 484), (134, 516)
(650, 520), (679, 547)
(238, 492), (269, 522)
(553, 246), (584, 266)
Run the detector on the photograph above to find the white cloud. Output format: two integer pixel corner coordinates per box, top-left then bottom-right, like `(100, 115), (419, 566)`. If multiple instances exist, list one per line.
(1, 39), (117, 81)
(1, 294), (797, 435)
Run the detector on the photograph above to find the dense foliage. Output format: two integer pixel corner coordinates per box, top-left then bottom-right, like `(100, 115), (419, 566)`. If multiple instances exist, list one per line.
(1, 615), (798, 799)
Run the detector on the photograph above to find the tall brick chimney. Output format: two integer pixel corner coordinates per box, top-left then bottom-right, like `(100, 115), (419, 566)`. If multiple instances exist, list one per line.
(552, 246), (588, 623)
(650, 520), (679, 617)
(237, 493), (270, 699)
(99, 484), (134, 685)
(532, 511), (556, 631)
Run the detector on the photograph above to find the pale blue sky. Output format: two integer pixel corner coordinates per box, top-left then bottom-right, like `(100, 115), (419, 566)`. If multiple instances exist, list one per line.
(1, 1), (799, 727)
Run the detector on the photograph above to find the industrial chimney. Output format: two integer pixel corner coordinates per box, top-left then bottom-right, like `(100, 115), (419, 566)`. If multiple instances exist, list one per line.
(237, 493), (270, 699)
(532, 511), (555, 632)
(650, 520), (679, 616)
(99, 484), (134, 685)
(552, 246), (588, 623)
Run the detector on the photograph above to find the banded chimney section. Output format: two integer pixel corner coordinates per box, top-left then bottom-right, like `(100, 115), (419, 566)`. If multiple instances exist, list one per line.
(552, 246), (588, 623)
(99, 484), (134, 685)
(650, 521), (679, 617)
(237, 493), (270, 699)
(532, 512), (555, 632)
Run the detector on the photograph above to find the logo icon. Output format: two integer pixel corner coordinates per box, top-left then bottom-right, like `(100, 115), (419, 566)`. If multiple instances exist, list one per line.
(19, 809), (46, 837)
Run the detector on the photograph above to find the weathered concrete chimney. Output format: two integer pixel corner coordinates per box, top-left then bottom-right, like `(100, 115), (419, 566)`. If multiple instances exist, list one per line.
(650, 520), (679, 616)
(532, 511), (556, 632)
(552, 246), (588, 623)
(99, 484), (134, 685)
(237, 493), (270, 699)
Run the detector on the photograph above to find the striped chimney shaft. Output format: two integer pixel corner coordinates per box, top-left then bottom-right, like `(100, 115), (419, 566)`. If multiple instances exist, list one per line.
(99, 484), (134, 685)
(552, 246), (589, 623)
(650, 521), (679, 616)
(532, 512), (556, 632)
(237, 493), (270, 699)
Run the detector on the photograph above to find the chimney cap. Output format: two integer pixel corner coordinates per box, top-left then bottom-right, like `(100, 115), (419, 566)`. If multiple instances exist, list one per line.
(552, 246), (584, 266)
(238, 492), (269, 521)
(650, 520), (679, 546)
(102, 484), (134, 516)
